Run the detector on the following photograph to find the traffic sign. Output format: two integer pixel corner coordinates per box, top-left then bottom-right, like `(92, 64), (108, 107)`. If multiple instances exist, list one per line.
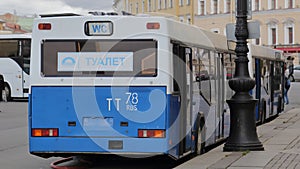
(226, 21), (260, 41)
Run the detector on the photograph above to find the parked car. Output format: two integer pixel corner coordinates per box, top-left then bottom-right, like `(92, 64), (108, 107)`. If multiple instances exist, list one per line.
(285, 65), (300, 82)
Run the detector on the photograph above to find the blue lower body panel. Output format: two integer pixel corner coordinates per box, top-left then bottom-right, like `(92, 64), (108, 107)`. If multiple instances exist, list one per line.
(29, 86), (172, 156)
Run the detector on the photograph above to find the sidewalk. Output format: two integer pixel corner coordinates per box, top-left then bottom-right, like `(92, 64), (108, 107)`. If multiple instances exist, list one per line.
(175, 105), (300, 169)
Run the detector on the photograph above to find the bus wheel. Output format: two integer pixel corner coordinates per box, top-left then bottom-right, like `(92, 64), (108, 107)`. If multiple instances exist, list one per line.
(3, 84), (11, 101)
(277, 95), (282, 115)
(260, 99), (266, 123)
(195, 114), (205, 155)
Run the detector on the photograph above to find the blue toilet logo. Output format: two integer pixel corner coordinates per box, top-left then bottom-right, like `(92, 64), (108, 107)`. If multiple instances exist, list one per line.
(61, 57), (76, 66)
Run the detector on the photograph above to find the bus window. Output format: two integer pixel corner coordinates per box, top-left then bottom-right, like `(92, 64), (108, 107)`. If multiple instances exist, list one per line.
(224, 53), (236, 79)
(0, 40), (18, 57)
(199, 49), (211, 103)
(0, 39), (26, 73)
(22, 40), (31, 75)
(262, 60), (270, 94)
(192, 48), (200, 83)
(273, 61), (281, 90)
(210, 51), (216, 105)
(41, 39), (157, 77)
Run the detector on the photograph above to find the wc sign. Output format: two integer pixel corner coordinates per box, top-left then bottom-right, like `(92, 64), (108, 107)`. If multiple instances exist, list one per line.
(57, 52), (133, 72)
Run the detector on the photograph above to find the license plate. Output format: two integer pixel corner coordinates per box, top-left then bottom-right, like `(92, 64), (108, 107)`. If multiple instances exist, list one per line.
(85, 21), (113, 36)
(83, 117), (113, 128)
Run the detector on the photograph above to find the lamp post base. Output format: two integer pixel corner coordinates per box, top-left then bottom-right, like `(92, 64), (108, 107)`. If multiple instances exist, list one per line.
(223, 98), (264, 152)
(224, 142), (264, 152)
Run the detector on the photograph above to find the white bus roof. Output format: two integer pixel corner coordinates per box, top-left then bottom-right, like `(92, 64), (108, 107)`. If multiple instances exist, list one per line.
(0, 33), (31, 39)
(249, 44), (284, 61)
(164, 18), (229, 52)
(33, 15), (229, 53)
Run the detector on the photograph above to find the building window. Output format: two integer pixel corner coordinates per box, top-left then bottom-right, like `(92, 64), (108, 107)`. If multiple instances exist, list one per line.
(286, 0), (294, 8)
(187, 0), (191, 5)
(158, 0), (162, 9)
(288, 27), (293, 44)
(269, 0), (276, 9)
(142, 1), (145, 13)
(125, 0), (129, 11)
(268, 21), (278, 45)
(284, 20), (294, 44)
(169, 0), (173, 8)
(212, 0), (218, 14)
(271, 28), (276, 45)
(148, 0), (152, 12)
(224, 0), (231, 13)
(254, 0), (260, 11)
(179, 0), (183, 6)
(129, 3), (133, 13)
(198, 0), (205, 15)
(164, 0), (167, 9)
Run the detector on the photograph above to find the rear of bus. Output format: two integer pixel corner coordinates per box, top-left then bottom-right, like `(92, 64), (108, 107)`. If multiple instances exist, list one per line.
(28, 15), (180, 158)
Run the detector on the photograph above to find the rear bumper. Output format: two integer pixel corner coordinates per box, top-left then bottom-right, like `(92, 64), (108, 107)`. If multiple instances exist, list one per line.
(29, 137), (168, 155)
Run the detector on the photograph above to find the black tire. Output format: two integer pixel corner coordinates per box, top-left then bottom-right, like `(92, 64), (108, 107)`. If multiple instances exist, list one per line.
(3, 83), (11, 101)
(277, 95), (282, 114)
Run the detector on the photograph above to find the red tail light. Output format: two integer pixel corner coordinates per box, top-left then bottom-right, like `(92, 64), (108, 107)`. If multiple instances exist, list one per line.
(38, 23), (52, 30)
(32, 128), (58, 137)
(146, 22), (160, 29)
(138, 129), (165, 138)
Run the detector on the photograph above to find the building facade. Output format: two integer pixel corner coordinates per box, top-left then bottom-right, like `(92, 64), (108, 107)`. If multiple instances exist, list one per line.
(0, 13), (32, 34)
(114, 0), (300, 64)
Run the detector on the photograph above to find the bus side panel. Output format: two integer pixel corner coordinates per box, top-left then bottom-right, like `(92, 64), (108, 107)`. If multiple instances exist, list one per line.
(167, 95), (181, 159)
(254, 58), (261, 121)
(29, 86), (170, 155)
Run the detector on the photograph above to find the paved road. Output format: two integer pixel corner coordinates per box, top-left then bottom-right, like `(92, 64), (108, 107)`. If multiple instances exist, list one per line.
(0, 102), (59, 169)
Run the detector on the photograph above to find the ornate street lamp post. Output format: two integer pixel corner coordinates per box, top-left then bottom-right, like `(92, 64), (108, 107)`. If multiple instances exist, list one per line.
(223, 0), (264, 151)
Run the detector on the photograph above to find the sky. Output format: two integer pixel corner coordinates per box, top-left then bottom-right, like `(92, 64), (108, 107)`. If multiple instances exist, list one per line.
(0, 0), (115, 16)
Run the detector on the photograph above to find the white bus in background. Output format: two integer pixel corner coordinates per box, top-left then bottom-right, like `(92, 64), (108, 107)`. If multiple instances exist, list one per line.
(0, 33), (31, 101)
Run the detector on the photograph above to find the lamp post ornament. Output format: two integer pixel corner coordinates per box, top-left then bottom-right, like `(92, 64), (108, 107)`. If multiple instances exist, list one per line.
(223, 0), (264, 151)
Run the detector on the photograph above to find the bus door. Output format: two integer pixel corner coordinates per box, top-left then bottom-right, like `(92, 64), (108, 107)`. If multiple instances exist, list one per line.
(271, 61), (282, 115)
(269, 61), (274, 116)
(20, 39), (31, 96)
(215, 53), (225, 140)
(9, 40), (24, 98)
(255, 58), (262, 121)
(172, 43), (193, 156)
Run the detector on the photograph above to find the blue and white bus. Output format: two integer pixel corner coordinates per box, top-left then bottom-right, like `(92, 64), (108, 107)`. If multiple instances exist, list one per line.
(29, 14), (236, 159)
(29, 14), (284, 160)
(0, 33), (31, 100)
(248, 44), (285, 123)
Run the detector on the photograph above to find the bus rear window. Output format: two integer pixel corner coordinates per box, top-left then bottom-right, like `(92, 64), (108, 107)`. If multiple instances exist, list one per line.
(41, 39), (157, 77)
(0, 40), (18, 57)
